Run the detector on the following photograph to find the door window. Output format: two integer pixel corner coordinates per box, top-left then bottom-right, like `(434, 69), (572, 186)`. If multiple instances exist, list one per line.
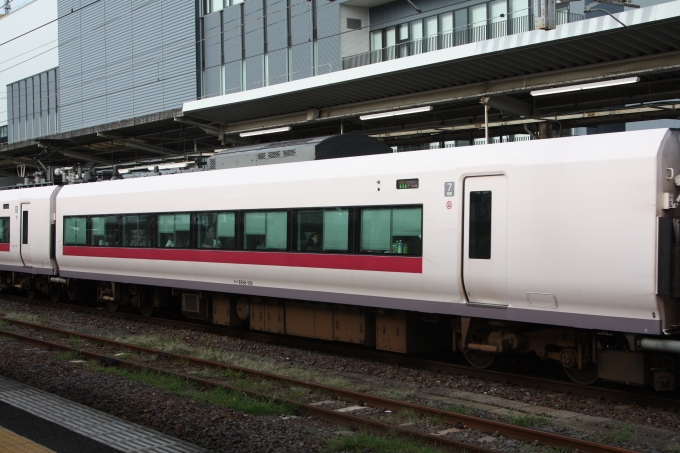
(22, 210), (28, 244)
(469, 191), (492, 259)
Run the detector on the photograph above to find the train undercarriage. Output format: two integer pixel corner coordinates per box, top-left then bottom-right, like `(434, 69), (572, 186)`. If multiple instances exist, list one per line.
(2, 273), (678, 391)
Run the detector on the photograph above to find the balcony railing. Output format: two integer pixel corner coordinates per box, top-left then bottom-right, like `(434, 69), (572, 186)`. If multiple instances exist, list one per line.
(343, 10), (584, 70)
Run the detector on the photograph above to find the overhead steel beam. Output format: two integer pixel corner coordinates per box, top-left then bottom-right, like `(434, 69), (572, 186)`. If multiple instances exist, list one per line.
(368, 103), (679, 138)
(215, 51), (680, 135)
(481, 96), (533, 117)
(97, 133), (182, 156)
(173, 117), (221, 136)
(56, 149), (113, 166)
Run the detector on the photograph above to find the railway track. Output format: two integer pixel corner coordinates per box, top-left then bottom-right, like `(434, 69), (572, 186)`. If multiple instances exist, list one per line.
(0, 317), (641, 453)
(3, 293), (680, 412)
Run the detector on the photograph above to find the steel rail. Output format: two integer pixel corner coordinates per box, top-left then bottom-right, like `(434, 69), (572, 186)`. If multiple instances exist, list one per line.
(0, 329), (496, 453)
(4, 295), (680, 411)
(0, 319), (641, 453)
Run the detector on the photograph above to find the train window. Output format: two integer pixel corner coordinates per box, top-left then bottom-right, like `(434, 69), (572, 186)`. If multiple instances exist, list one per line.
(297, 209), (350, 252)
(243, 211), (288, 251)
(64, 217), (87, 245)
(159, 213), (191, 248)
(469, 191), (491, 259)
(0, 217), (9, 243)
(194, 212), (235, 249)
(122, 215), (154, 247)
(360, 206), (422, 255)
(88, 216), (119, 246)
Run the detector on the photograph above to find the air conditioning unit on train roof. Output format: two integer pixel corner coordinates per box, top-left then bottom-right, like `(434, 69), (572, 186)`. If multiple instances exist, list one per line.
(208, 134), (392, 171)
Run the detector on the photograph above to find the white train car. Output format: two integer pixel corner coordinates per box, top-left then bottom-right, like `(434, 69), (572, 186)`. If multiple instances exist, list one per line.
(4, 128), (680, 388)
(0, 185), (61, 299)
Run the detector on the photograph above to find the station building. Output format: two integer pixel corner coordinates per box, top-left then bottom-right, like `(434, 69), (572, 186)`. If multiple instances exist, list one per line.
(0, 0), (679, 169)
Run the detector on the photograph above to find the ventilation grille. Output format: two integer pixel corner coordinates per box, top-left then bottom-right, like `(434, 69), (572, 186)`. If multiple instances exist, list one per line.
(268, 151), (281, 159)
(263, 139), (310, 148)
(347, 18), (362, 30)
(283, 149), (296, 158)
(209, 158), (216, 170)
(182, 294), (200, 313)
(257, 153), (266, 160)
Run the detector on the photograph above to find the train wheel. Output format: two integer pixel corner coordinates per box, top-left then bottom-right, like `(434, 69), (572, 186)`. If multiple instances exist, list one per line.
(464, 350), (496, 369)
(107, 299), (119, 312)
(139, 301), (156, 317)
(26, 288), (36, 299)
(563, 364), (599, 385)
(67, 281), (80, 301)
(49, 284), (62, 303)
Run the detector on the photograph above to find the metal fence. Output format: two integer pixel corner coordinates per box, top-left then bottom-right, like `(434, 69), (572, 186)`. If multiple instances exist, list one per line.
(343, 10), (584, 70)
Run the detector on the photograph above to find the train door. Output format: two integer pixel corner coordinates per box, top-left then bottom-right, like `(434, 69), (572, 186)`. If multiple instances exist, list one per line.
(20, 203), (33, 267)
(462, 175), (508, 305)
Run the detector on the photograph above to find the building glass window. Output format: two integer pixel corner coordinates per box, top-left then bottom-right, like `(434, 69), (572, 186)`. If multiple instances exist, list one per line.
(510, 0), (530, 33)
(370, 30), (383, 63)
(398, 23), (409, 41)
(89, 216), (119, 246)
(410, 20), (423, 54)
(212, 0), (224, 13)
(64, 217), (87, 245)
(454, 9), (468, 45)
(243, 211), (288, 251)
(195, 212), (235, 249)
(440, 12), (454, 48)
(122, 215), (153, 247)
(297, 209), (350, 253)
(360, 206), (422, 255)
(470, 4), (488, 42)
(424, 16), (437, 51)
(490, 0), (508, 37)
(159, 213), (191, 248)
(469, 191), (492, 259)
(0, 217), (9, 243)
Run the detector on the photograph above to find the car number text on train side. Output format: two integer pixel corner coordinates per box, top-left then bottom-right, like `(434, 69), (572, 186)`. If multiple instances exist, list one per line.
(234, 279), (254, 286)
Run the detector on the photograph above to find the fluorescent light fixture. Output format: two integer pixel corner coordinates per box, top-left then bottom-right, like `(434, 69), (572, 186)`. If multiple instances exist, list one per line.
(239, 126), (291, 137)
(360, 106), (433, 121)
(530, 77), (640, 96)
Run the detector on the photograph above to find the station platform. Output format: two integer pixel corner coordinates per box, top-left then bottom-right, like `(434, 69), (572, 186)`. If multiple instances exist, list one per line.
(0, 376), (210, 453)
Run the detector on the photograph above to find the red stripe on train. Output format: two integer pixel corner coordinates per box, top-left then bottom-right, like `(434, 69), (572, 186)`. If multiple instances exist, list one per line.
(62, 246), (422, 273)
(0, 243), (9, 252)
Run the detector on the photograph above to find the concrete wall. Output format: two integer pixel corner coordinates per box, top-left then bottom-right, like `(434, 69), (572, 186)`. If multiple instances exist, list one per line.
(57, 0), (197, 133)
(340, 5), (370, 59)
(0, 0), (59, 136)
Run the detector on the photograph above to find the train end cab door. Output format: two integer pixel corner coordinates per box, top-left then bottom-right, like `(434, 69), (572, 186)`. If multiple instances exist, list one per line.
(20, 203), (33, 268)
(462, 175), (508, 306)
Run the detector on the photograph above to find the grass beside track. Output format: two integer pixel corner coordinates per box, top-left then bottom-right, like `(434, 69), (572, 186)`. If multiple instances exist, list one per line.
(87, 362), (298, 416)
(505, 411), (551, 429)
(324, 432), (458, 453)
(2, 312), (45, 325)
(116, 334), (369, 391)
